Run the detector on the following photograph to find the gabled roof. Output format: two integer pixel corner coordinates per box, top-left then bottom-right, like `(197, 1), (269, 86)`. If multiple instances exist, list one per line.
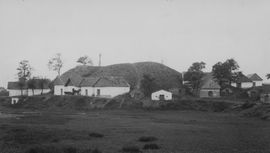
(54, 72), (83, 87)
(235, 73), (253, 83)
(53, 76), (64, 85)
(200, 73), (220, 89)
(80, 77), (100, 87)
(152, 89), (172, 94)
(247, 73), (263, 81)
(93, 77), (130, 87)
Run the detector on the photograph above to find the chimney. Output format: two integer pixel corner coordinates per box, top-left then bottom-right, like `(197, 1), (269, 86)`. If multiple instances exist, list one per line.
(99, 53), (101, 67)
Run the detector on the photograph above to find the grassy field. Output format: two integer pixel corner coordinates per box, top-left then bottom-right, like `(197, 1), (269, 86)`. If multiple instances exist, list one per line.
(0, 109), (270, 153)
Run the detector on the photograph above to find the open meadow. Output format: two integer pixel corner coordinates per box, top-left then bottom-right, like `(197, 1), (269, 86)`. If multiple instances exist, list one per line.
(0, 109), (270, 153)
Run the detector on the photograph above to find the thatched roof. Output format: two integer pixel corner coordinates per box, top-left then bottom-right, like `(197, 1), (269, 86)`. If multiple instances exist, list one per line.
(247, 73), (263, 81)
(93, 77), (130, 87)
(7, 80), (50, 90)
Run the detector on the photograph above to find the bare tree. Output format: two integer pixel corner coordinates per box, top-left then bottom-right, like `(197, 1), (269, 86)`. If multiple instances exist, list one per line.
(77, 55), (93, 66)
(48, 53), (63, 76)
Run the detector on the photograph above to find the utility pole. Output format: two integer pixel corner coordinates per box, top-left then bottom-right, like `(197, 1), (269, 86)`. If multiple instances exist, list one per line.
(99, 53), (101, 67)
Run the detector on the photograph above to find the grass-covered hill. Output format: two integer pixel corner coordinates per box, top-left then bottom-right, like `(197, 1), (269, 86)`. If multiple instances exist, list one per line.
(60, 62), (183, 89)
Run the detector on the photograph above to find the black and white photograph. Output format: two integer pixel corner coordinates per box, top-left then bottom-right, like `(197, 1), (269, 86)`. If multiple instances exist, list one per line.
(0, 0), (270, 153)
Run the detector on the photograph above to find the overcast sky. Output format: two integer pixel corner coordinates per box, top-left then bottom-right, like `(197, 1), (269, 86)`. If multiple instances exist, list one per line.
(0, 0), (270, 87)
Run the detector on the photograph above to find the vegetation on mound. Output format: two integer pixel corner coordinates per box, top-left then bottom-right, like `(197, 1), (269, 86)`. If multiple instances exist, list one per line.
(60, 62), (183, 90)
(239, 103), (270, 120)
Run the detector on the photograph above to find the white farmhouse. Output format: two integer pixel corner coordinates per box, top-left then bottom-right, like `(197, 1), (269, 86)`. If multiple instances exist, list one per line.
(7, 81), (50, 97)
(231, 73), (253, 89)
(53, 75), (130, 98)
(247, 73), (263, 87)
(92, 77), (130, 98)
(7, 82), (28, 96)
(151, 90), (172, 101)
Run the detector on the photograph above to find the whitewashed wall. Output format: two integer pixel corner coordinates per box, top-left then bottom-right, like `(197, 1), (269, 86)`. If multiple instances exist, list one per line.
(8, 89), (28, 97)
(151, 90), (172, 101)
(54, 85), (65, 95)
(94, 87), (130, 98)
(27, 89), (50, 96)
(64, 86), (79, 93)
(254, 81), (263, 87)
(81, 87), (95, 96)
(231, 82), (253, 88)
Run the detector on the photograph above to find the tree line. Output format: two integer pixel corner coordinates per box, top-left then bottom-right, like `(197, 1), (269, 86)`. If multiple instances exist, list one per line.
(15, 54), (94, 95)
(140, 58), (270, 97)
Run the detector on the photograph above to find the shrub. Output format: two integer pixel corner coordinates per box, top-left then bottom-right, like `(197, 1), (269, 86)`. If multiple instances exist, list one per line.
(138, 136), (158, 142)
(25, 145), (60, 153)
(121, 145), (141, 153)
(89, 132), (104, 138)
(143, 143), (160, 150)
(63, 146), (77, 153)
(92, 148), (102, 153)
(241, 102), (256, 109)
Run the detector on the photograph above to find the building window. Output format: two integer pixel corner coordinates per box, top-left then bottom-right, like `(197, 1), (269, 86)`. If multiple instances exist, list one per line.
(61, 89), (63, 95)
(97, 89), (100, 96)
(253, 82), (256, 87)
(85, 89), (88, 96)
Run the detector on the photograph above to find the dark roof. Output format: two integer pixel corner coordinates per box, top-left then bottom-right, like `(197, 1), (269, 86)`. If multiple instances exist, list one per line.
(200, 73), (220, 89)
(7, 80), (50, 90)
(247, 73), (263, 81)
(54, 72), (83, 87)
(53, 76), (64, 85)
(235, 73), (252, 83)
(7, 82), (27, 90)
(80, 77), (100, 87)
(93, 77), (130, 87)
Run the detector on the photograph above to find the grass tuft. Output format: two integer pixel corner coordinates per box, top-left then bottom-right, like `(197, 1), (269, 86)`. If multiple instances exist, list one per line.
(143, 143), (160, 150)
(121, 145), (142, 153)
(89, 132), (104, 138)
(138, 136), (158, 142)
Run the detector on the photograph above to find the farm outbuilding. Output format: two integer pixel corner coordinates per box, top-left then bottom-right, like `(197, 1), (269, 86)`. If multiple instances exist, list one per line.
(199, 73), (221, 98)
(151, 90), (172, 101)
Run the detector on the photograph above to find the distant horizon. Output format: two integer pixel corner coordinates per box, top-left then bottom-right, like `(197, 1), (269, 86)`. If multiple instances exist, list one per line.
(1, 0), (270, 87)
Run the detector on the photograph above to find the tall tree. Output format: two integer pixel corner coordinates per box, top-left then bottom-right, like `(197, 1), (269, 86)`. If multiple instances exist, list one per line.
(18, 78), (26, 96)
(184, 62), (206, 95)
(212, 58), (240, 87)
(17, 60), (32, 96)
(27, 78), (37, 96)
(77, 56), (93, 66)
(48, 53), (63, 76)
(140, 74), (157, 97)
(17, 60), (32, 81)
(38, 78), (51, 95)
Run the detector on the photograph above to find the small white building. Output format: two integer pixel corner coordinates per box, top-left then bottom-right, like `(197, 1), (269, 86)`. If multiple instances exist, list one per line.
(11, 97), (19, 104)
(247, 73), (263, 87)
(151, 90), (172, 101)
(231, 73), (253, 89)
